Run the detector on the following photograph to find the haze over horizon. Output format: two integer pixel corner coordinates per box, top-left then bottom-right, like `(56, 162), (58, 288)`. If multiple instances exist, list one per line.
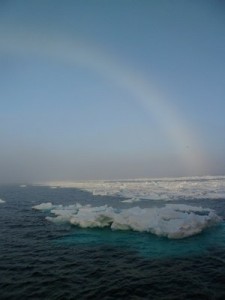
(1, 0), (225, 184)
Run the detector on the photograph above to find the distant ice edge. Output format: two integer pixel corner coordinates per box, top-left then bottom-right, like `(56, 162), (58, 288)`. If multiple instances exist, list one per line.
(33, 203), (222, 239)
(42, 176), (225, 201)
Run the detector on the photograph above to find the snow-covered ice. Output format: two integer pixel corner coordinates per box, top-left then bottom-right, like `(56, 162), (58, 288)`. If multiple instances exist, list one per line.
(40, 176), (225, 202)
(33, 202), (221, 239)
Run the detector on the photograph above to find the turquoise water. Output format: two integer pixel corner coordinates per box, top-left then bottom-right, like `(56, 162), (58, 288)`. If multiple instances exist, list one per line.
(55, 223), (225, 259)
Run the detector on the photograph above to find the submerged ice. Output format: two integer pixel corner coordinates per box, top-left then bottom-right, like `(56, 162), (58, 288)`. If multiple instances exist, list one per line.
(33, 203), (221, 239)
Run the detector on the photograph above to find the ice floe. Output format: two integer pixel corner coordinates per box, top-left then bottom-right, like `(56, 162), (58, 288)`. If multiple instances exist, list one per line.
(33, 202), (222, 239)
(0, 199), (5, 203)
(33, 202), (54, 211)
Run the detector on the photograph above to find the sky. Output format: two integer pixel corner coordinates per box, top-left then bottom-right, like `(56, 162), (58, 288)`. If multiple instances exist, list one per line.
(0, 0), (225, 183)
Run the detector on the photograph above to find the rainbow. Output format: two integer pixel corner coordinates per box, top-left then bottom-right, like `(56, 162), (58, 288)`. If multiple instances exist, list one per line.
(0, 29), (207, 175)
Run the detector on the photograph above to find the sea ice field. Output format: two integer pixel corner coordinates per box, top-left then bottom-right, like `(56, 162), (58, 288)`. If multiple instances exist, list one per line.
(1, 176), (225, 299)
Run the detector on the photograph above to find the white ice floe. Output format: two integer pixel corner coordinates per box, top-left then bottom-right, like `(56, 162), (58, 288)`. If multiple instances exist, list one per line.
(0, 199), (5, 203)
(33, 202), (222, 239)
(33, 202), (54, 210)
(40, 176), (225, 201)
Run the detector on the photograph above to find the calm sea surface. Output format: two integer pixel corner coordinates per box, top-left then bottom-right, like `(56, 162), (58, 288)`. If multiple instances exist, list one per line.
(1, 185), (225, 299)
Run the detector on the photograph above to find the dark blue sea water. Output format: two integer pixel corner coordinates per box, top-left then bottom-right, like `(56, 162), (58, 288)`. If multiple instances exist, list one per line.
(1, 185), (225, 299)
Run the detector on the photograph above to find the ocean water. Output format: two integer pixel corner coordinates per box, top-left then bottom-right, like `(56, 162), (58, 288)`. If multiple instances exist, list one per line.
(1, 183), (225, 299)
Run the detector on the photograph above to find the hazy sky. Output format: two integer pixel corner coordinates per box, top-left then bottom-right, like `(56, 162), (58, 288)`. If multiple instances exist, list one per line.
(0, 0), (225, 183)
